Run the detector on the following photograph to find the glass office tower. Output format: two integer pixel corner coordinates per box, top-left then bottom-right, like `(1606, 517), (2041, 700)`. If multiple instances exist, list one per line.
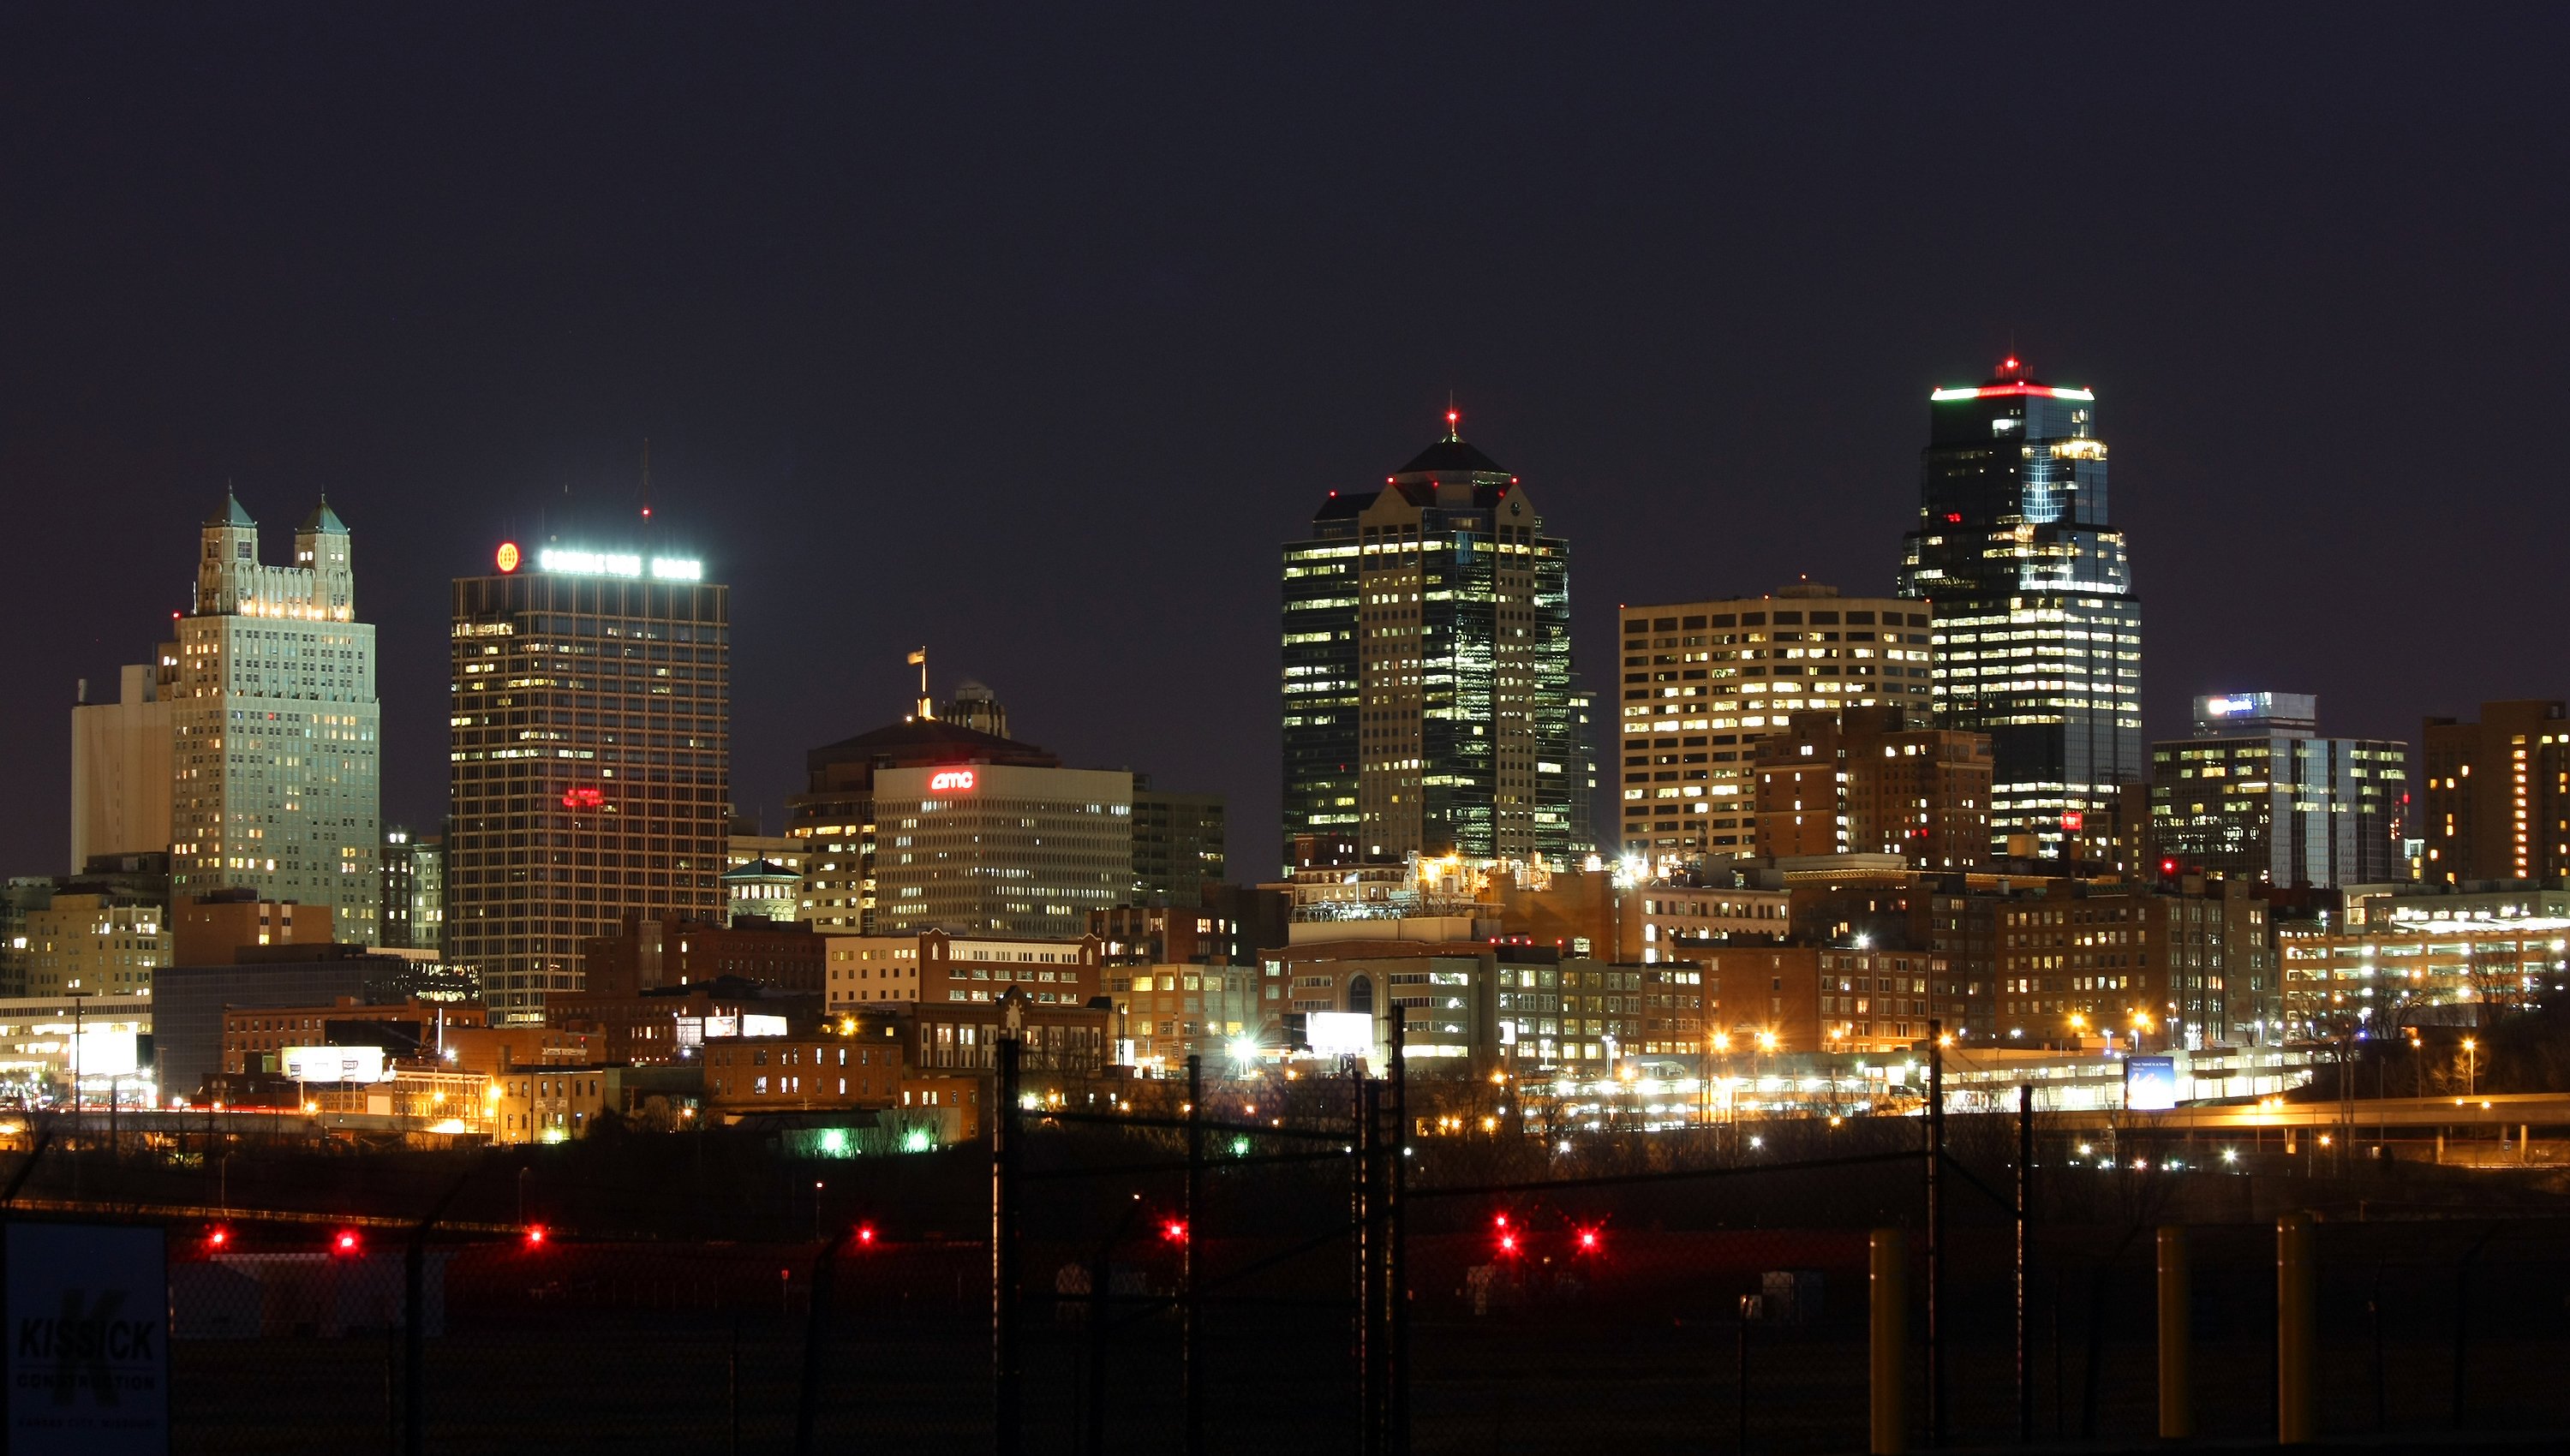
(1281, 414), (1578, 871)
(447, 540), (729, 1023)
(1898, 358), (2142, 856)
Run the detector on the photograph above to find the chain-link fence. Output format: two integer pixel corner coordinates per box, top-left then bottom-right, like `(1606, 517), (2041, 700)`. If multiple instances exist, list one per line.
(11, 1053), (2570, 1455)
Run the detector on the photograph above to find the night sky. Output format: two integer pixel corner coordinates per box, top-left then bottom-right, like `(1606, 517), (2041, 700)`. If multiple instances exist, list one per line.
(9, 8), (2568, 877)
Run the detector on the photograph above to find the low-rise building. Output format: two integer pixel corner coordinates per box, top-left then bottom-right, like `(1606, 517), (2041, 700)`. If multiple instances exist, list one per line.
(2277, 882), (2569, 1038)
(1691, 946), (1948, 1056)
(1994, 877), (2270, 1049)
(823, 935), (923, 1007)
(544, 977), (825, 1065)
(579, 913), (825, 998)
(1108, 964), (1260, 1069)
(919, 929), (1103, 1008)
(173, 888), (336, 968)
(24, 891), (168, 996)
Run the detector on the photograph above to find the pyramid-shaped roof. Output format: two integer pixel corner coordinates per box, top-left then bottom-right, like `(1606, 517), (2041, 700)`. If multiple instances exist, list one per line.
(298, 495), (349, 534)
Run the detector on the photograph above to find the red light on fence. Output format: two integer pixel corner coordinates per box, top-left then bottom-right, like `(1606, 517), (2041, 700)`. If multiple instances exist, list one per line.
(1575, 1226), (1603, 1254)
(523, 1225), (547, 1248)
(206, 1226), (230, 1250)
(1162, 1219), (1188, 1244)
(1497, 1232), (1519, 1256)
(333, 1230), (361, 1256)
(856, 1224), (876, 1247)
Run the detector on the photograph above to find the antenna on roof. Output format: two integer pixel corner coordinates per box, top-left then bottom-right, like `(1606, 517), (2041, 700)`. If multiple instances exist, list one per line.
(907, 646), (932, 721)
(1444, 391), (1461, 441)
(639, 439), (654, 520)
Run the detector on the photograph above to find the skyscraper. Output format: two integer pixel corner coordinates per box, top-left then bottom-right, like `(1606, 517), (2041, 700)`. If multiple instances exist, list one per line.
(169, 493), (381, 942)
(1899, 357), (2142, 856)
(1281, 411), (1578, 870)
(1616, 587), (1933, 863)
(446, 538), (729, 1023)
(2150, 694), (2406, 889)
(2419, 700), (2569, 886)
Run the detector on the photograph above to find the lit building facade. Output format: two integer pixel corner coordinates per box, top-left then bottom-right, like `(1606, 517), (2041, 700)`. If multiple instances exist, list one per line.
(873, 763), (1133, 940)
(2278, 885), (2570, 1036)
(2419, 700), (2570, 886)
(1753, 707), (1993, 868)
(21, 892), (167, 997)
(1992, 878), (2269, 1048)
(447, 540), (729, 1023)
(70, 663), (176, 874)
(2150, 693), (2406, 888)
(170, 494), (381, 944)
(1281, 414), (1581, 871)
(1617, 587), (1934, 863)
(1899, 359), (2142, 856)
(788, 719), (1061, 935)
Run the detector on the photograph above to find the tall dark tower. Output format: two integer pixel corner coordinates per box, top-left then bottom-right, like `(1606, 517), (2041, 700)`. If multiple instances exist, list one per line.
(1899, 357), (2141, 857)
(447, 537), (730, 1023)
(1281, 409), (1578, 872)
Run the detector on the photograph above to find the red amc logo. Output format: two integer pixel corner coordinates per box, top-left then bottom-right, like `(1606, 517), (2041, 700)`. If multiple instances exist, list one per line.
(929, 769), (977, 792)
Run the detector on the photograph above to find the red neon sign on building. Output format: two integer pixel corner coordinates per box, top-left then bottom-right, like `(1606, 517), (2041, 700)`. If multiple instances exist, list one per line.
(563, 785), (605, 810)
(929, 769), (976, 792)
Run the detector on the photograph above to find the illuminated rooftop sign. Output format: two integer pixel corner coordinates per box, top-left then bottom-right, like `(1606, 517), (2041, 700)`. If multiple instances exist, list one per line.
(1930, 383), (2096, 403)
(929, 769), (977, 792)
(531, 546), (704, 581)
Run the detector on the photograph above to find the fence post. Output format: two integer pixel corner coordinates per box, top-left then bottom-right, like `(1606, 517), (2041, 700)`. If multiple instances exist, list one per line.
(796, 1228), (850, 1456)
(1925, 1018), (1943, 1447)
(994, 1036), (1023, 1456)
(2453, 1223), (2498, 1429)
(2157, 1226), (2191, 1440)
(1355, 1073), (1380, 1456)
(1183, 1053), (1204, 1456)
(2277, 1211), (2314, 1445)
(1387, 1011), (1408, 1456)
(1871, 1227), (1907, 1456)
(2015, 1084), (2033, 1444)
(403, 1167), (472, 1456)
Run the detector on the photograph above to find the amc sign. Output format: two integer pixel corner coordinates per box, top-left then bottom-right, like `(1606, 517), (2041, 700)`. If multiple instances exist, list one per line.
(929, 769), (977, 792)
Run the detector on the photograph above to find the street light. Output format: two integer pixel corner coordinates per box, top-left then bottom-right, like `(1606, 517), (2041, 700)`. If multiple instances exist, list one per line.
(2463, 1037), (2477, 1097)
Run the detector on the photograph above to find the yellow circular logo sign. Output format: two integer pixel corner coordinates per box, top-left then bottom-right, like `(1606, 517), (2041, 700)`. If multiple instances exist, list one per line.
(496, 541), (521, 573)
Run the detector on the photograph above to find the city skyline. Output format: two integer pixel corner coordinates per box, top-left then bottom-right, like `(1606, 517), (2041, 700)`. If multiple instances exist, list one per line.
(12, 10), (2570, 885)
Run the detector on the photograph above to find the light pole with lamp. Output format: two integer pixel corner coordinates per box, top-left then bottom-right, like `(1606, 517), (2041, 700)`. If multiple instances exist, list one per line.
(2464, 1037), (2477, 1097)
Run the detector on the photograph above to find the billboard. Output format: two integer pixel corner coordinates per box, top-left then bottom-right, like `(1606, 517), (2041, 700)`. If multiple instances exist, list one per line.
(6, 1223), (168, 1454)
(1306, 1011), (1374, 1058)
(741, 1014), (789, 1038)
(2126, 1055), (2179, 1112)
(280, 1046), (391, 1084)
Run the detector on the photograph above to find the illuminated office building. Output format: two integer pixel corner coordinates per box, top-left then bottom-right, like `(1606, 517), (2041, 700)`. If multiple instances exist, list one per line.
(2150, 693), (2405, 888)
(1616, 586), (1933, 863)
(2419, 700), (2570, 886)
(1899, 357), (2142, 856)
(1280, 410), (1579, 870)
(168, 493), (381, 943)
(447, 539), (729, 1023)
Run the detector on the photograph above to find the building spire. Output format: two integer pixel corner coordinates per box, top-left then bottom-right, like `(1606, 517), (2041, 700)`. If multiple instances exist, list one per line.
(907, 646), (931, 720)
(639, 439), (654, 520)
(1443, 392), (1461, 442)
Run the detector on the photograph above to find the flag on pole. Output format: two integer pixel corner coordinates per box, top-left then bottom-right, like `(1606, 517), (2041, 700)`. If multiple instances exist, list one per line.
(906, 648), (926, 666)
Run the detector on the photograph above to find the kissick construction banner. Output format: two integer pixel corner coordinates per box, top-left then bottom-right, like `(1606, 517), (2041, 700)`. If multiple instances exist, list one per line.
(5, 1223), (168, 1455)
